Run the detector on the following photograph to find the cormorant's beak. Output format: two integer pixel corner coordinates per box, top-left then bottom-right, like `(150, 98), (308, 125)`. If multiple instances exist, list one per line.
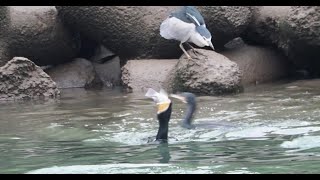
(170, 94), (187, 103)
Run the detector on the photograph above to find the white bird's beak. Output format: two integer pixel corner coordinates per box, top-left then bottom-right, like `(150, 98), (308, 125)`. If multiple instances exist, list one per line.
(209, 41), (215, 51)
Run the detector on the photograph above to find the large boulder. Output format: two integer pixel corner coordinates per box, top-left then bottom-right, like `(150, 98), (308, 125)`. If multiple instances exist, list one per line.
(45, 58), (102, 89)
(168, 49), (242, 95)
(0, 6), (80, 66)
(0, 6), (7, 19)
(56, 6), (182, 60)
(282, 6), (320, 76)
(0, 57), (60, 101)
(121, 59), (178, 93)
(242, 6), (291, 47)
(222, 38), (291, 85)
(0, 6), (7, 22)
(197, 6), (253, 50)
(243, 6), (320, 76)
(0, 7), (9, 66)
(0, 42), (10, 66)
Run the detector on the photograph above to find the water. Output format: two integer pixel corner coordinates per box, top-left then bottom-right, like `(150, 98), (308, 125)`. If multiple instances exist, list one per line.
(1, 80), (320, 174)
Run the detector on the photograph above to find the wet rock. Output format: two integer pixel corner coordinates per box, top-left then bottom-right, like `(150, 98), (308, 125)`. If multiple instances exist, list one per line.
(1, 6), (80, 66)
(121, 59), (178, 93)
(0, 57), (60, 101)
(46, 58), (102, 89)
(197, 6), (253, 50)
(56, 6), (182, 60)
(168, 49), (242, 95)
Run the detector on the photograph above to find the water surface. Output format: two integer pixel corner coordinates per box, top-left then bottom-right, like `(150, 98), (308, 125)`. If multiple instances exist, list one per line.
(1, 80), (320, 174)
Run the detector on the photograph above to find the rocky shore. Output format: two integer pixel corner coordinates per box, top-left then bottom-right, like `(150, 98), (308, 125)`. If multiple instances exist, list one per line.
(0, 6), (318, 100)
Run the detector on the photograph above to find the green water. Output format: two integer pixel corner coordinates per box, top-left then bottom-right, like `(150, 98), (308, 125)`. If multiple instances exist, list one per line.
(1, 80), (320, 174)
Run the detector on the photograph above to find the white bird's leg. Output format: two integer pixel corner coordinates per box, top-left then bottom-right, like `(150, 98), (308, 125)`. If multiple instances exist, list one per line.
(186, 42), (196, 54)
(179, 42), (192, 59)
(186, 42), (204, 56)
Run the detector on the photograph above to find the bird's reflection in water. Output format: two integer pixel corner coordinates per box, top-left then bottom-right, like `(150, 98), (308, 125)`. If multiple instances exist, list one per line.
(157, 143), (171, 163)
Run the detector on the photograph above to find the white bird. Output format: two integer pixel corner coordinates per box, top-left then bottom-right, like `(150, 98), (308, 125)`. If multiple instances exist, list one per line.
(160, 6), (215, 59)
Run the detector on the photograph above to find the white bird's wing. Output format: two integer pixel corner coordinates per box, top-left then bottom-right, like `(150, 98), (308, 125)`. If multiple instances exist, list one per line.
(186, 12), (200, 26)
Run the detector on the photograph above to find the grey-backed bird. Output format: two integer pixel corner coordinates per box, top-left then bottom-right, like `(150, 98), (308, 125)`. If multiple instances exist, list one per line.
(160, 6), (215, 59)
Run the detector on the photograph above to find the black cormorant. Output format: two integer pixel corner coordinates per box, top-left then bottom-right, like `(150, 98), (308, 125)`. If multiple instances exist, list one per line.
(145, 88), (173, 143)
(170, 92), (197, 129)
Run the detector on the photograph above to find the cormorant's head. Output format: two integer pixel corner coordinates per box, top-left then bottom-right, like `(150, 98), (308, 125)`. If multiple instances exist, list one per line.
(170, 92), (197, 129)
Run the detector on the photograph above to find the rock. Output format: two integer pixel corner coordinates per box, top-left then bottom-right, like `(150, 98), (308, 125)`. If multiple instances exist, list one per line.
(222, 40), (291, 85)
(0, 6), (7, 19)
(45, 58), (102, 89)
(281, 6), (320, 76)
(242, 6), (291, 47)
(0, 6), (7, 22)
(77, 33), (99, 60)
(197, 6), (253, 50)
(242, 6), (320, 76)
(55, 6), (181, 60)
(224, 37), (246, 49)
(0, 42), (10, 66)
(1, 6), (80, 66)
(285, 6), (320, 46)
(90, 45), (116, 64)
(121, 59), (178, 93)
(93, 57), (121, 87)
(169, 49), (242, 95)
(0, 57), (60, 101)
(285, 78), (320, 89)
(0, 7), (10, 66)
(88, 45), (121, 87)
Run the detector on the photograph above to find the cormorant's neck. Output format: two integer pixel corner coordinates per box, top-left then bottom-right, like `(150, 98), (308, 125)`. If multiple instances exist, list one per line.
(156, 120), (169, 142)
(156, 103), (172, 142)
(182, 103), (196, 129)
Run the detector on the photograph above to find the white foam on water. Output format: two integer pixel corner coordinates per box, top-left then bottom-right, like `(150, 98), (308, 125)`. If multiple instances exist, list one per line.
(113, 113), (132, 118)
(197, 130), (225, 141)
(281, 136), (320, 151)
(46, 123), (64, 129)
(224, 127), (279, 140)
(26, 163), (226, 174)
(272, 127), (320, 135)
(104, 131), (156, 145)
(26, 164), (171, 174)
(9, 137), (21, 140)
(226, 169), (259, 174)
(272, 120), (313, 128)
